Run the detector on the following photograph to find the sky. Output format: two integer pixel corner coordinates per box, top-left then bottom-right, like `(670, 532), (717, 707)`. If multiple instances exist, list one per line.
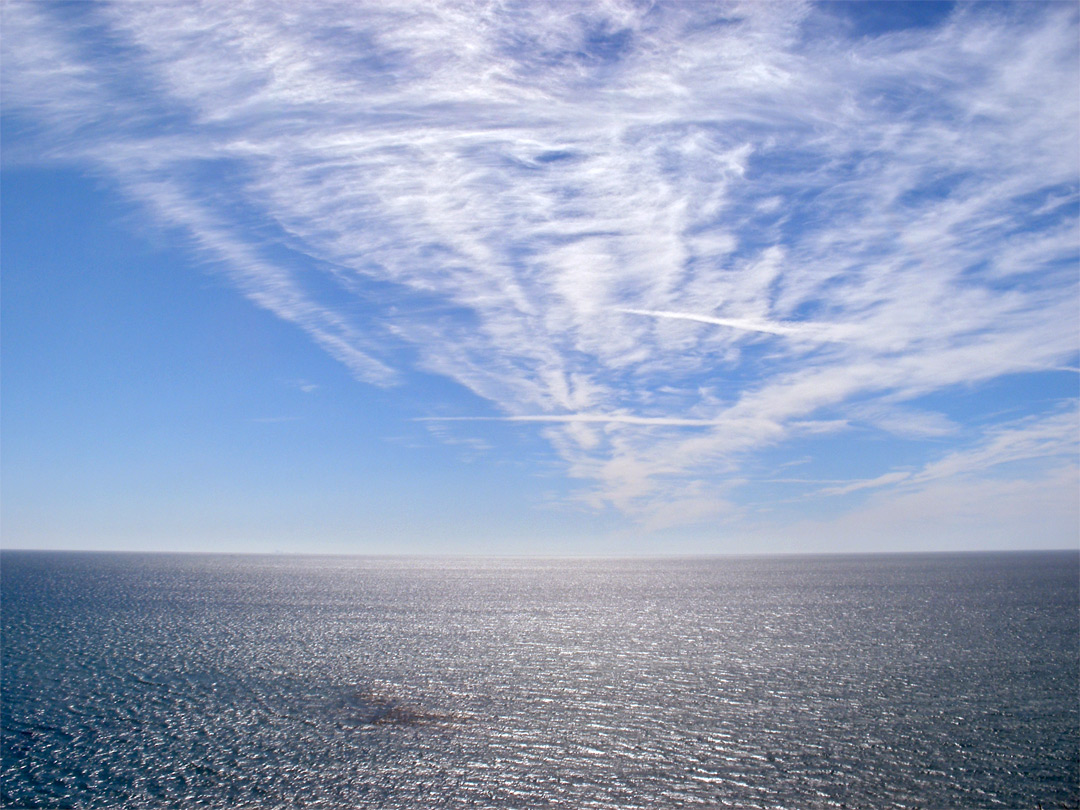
(1, 0), (1078, 555)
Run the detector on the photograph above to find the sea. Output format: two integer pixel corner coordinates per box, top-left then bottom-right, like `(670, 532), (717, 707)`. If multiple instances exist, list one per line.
(1, 550), (1077, 809)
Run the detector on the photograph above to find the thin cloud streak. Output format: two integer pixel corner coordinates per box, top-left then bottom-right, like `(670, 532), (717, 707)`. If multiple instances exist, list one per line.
(417, 414), (730, 427)
(618, 308), (848, 340)
(814, 407), (1078, 498)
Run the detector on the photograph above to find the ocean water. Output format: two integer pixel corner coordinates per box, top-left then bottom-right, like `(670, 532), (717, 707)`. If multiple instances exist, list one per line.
(2, 550), (1077, 809)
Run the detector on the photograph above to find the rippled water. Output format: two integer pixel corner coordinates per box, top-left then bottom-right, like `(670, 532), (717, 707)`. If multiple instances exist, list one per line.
(2, 550), (1077, 809)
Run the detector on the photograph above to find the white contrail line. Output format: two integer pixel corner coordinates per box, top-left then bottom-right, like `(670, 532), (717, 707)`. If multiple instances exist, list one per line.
(619, 308), (844, 340)
(619, 308), (800, 335)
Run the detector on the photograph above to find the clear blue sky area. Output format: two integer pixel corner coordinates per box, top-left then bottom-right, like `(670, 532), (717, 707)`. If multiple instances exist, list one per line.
(2, 1), (1077, 554)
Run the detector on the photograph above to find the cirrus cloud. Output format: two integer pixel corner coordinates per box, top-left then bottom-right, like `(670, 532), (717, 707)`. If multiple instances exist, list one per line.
(3, 0), (1076, 537)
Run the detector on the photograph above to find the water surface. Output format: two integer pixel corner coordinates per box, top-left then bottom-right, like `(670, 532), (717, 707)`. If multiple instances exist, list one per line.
(3, 550), (1077, 808)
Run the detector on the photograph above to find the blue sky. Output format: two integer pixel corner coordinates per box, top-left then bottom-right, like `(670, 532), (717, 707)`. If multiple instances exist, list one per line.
(2, 0), (1077, 554)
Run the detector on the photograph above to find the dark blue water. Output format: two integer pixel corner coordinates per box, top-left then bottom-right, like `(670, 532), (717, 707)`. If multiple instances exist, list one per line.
(2, 551), (1077, 809)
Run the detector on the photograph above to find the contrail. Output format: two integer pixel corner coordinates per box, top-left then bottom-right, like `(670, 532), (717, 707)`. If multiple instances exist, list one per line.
(619, 308), (845, 340)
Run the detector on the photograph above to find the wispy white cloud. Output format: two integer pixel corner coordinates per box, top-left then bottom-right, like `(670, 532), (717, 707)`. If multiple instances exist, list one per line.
(844, 402), (958, 439)
(819, 471), (913, 498)
(909, 407), (1079, 485)
(814, 406), (1077, 496)
(3, 0), (1076, 533)
(418, 414), (733, 427)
